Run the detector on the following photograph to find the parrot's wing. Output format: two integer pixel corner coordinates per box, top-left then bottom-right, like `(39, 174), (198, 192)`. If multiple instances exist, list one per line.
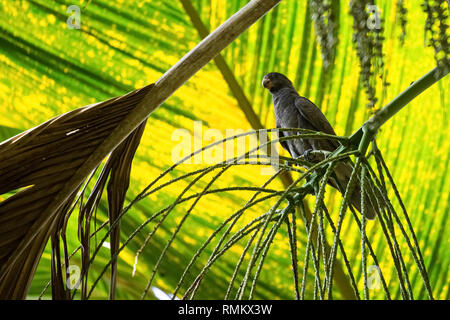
(294, 96), (336, 135)
(294, 96), (339, 149)
(276, 124), (292, 156)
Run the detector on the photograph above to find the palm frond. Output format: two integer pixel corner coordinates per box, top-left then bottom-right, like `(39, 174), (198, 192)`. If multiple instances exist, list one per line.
(0, 84), (152, 298)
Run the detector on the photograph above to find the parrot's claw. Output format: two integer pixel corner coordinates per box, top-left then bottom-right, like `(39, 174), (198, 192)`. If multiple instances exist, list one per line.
(302, 149), (328, 163)
(303, 149), (315, 162)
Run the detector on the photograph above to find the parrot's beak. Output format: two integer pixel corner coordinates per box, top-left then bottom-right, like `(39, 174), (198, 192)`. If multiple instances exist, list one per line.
(262, 77), (273, 89)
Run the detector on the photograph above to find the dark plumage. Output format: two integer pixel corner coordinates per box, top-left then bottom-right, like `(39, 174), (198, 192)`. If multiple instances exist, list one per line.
(263, 72), (377, 219)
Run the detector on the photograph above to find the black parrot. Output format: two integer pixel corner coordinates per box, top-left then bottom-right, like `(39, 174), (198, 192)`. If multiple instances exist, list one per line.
(262, 72), (377, 219)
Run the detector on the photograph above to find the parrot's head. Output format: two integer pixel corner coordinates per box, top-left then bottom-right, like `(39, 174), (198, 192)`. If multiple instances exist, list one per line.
(262, 72), (293, 93)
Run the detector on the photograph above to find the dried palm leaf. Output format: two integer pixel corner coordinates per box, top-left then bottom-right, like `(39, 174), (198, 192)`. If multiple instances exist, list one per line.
(0, 84), (153, 299)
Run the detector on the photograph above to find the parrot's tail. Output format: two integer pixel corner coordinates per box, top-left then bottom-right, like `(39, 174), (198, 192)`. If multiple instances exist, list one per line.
(332, 161), (378, 220)
(348, 182), (378, 220)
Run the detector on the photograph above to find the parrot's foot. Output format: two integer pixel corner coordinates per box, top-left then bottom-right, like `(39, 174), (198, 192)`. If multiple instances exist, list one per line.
(303, 149), (314, 162)
(303, 149), (329, 163)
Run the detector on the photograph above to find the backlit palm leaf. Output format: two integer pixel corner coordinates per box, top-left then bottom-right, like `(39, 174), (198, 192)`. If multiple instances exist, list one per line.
(0, 0), (448, 300)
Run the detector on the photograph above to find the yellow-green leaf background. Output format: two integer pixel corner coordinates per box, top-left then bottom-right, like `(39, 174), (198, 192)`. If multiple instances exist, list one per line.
(0, 0), (448, 299)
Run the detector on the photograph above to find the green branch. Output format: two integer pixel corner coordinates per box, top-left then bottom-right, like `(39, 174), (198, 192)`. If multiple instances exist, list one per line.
(350, 66), (449, 154)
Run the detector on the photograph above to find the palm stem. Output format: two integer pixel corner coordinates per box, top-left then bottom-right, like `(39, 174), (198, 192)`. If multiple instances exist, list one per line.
(350, 67), (449, 153)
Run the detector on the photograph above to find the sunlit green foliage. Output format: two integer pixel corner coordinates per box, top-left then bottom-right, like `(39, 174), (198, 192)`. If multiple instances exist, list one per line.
(0, 0), (448, 299)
